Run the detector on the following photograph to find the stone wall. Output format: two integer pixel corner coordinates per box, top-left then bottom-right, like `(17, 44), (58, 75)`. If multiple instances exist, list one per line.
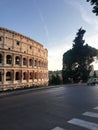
(0, 27), (48, 91)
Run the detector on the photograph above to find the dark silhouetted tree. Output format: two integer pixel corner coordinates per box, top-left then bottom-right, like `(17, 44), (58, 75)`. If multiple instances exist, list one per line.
(86, 0), (98, 15)
(49, 72), (62, 85)
(49, 74), (57, 85)
(62, 28), (98, 83)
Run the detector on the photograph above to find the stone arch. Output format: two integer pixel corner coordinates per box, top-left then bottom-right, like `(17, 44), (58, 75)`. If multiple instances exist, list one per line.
(0, 53), (3, 64)
(6, 55), (12, 64)
(15, 56), (20, 65)
(6, 71), (12, 81)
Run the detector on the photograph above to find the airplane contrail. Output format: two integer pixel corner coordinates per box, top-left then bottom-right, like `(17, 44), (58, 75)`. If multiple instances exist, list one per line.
(34, 0), (49, 41)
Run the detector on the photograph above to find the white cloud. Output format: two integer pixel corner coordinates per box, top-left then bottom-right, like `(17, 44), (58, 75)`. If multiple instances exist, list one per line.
(39, 11), (49, 39)
(86, 33), (98, 70)
(34, 0), (49, 40)
(48, 36), (73, 70)
(65, 0), (98, 31)
(79, 5), (98, 31)
(85, 33), (98, 48)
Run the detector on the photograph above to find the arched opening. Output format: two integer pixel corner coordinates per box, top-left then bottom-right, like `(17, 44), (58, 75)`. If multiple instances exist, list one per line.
(23, 58), (27, 65)
(35, 60), (37, 66)
(6, 71), (12, 81)
(0, 54), (3, 64)
(0, 72), (2, 82)
(30, 72), (32, 79)
(15, 72), (20, 80)
(23, 72), (27, 80)
(15, 56), (20, 65)
(29, 59), (32, 66)
(38, 61), (40, 67)
(35, 72), (37, 79)
(6, 55), (12, 64)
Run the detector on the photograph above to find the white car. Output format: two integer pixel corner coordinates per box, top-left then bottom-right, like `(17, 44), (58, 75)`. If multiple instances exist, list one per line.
(87, 78), (98, 85)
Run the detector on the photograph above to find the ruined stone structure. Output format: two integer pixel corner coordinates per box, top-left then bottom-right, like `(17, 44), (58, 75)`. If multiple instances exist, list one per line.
(0, 27), (48, 91)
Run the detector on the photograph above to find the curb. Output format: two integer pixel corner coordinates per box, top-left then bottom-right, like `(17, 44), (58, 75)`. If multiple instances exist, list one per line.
(0, 85), (62, 98)
(0, 84), (87, 98)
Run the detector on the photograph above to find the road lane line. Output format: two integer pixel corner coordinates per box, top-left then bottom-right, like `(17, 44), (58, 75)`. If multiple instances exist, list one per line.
(51, 126), (65, 130)
(83, 111), (98, 118)
(68, 118), (98, 130)
(94, 106), (98, 110)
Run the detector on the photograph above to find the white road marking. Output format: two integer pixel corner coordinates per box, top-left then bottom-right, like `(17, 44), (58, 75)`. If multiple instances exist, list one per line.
(94, 106), (98, 110)
(51, 127), (65, 130)
(52, 106), (98, 130)
(68, 118), (98, 130)
(83, 111), (98, 118)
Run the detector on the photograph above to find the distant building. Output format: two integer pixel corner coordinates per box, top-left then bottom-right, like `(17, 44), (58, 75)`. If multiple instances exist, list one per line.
(0, 27), (48, 91)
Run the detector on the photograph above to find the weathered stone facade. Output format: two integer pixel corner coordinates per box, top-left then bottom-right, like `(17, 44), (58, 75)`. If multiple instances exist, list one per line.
(0, 27), (48, 91)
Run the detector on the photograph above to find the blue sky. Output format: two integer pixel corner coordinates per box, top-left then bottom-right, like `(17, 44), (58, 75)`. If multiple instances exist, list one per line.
(0, 0), (98, 70)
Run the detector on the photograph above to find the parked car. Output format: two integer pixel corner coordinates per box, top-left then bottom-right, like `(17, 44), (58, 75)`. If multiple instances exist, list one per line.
(87, 78), (98, 85)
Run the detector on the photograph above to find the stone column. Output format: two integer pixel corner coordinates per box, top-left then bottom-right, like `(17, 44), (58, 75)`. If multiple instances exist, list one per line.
(32, 71), (34, 81)
(21, 55), (23, 67)
(13, 70), (15, 83)
(3, 52), (6, 66)
(12, 54), (15, 66)
(27, 70), (29, 82)
(27, 57), (29, 67)
(3, 69), (6, 84)
(20, 70), (22, 83)
(12, 33), (14, 49)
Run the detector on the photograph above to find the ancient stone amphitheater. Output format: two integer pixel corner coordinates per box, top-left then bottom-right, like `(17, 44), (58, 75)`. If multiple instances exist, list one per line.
(0, 27), (48, 91)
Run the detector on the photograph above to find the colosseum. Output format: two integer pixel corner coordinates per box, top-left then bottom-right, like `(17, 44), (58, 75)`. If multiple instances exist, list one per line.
(0, 27), (48, 91)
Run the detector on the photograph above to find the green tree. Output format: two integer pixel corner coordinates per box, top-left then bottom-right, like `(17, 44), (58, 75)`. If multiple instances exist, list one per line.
(49, 71), (62, 85)
(86, 0), (98, 15)
(49, 74), (57, 85)
(62, 28), (98, 83)
(56, 74), (62, 84)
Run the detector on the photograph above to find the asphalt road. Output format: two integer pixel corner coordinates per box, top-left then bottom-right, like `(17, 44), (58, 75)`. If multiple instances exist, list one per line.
(0, 85), (98, 130)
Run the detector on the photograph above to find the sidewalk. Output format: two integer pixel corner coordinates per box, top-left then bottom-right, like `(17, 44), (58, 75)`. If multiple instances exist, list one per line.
(0, 85), (62, 98)
(0, 83), (87, 98)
